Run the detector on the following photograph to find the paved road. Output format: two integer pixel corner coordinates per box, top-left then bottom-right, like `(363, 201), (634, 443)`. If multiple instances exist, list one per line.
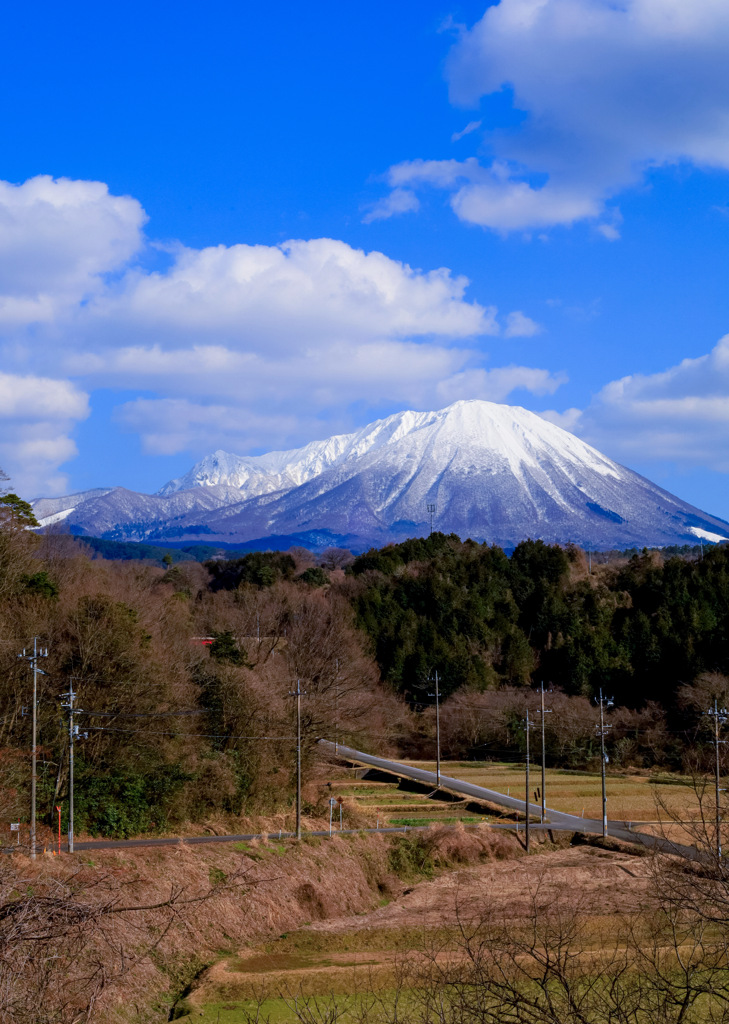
(321, 740), (700, 861)
(5, 742), (699, 859)
(7, 823), (473, 854)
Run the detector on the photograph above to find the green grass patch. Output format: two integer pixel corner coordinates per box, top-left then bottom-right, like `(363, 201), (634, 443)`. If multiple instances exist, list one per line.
(261, 925), (453, 956)
(232, 841), (264, 859)
(186, 991), (417, 1023)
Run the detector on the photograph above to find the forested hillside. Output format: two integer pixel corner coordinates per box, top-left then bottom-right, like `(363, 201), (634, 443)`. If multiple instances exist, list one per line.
(0, 503), (396, 840)
(344, 534), (729, 709)
(2, 480), (729, 838)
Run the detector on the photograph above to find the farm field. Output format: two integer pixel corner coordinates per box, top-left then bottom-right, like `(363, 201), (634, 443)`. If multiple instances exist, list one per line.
(397, 760), (706, 825)
(326, 760), (708, 830)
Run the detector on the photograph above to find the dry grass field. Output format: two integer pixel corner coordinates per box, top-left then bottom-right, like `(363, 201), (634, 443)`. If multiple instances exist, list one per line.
(411, 760), (712, 822)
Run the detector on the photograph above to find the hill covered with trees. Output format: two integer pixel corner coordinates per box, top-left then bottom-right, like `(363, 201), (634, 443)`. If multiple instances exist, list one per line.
(2, 475), (729, 839)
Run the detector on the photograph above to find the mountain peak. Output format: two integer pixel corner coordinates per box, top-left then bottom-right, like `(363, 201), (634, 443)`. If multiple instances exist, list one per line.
(44, 399), (729, 551)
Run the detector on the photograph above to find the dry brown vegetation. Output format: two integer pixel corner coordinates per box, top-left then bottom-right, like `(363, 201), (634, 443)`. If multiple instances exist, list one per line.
(0, 528), (404, 841)
(1, 826), (516, 1023)
(199, 836), (729, 1024)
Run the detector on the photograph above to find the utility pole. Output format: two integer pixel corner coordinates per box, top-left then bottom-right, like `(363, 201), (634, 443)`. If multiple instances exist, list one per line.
(706, 700), (727, 862)
(334, 658), (339, 755)
(537, 683), (552, 824)
(427, 503), (436, 537)
(595, 689), (613, 838)
(525, 708), (531, 854)
(18, 638), (48, 860)
(289, 679), (306, 840)
(61, 682), (85, 854)
(428, 670), (441, 787)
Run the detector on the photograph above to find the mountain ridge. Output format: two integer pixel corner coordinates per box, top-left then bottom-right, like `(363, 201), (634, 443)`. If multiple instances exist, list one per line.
(32, 399), (729, 551)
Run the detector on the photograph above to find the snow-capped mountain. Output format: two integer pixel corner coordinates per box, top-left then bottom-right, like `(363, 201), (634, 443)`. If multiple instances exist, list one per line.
(33, 400), (729, 551)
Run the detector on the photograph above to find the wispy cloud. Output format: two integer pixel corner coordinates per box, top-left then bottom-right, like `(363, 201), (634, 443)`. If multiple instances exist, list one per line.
(547, 334), (729, 473)
(362, 187), (420, 223)
(451, 119), (481, 143)
(504, 310), (542, 337)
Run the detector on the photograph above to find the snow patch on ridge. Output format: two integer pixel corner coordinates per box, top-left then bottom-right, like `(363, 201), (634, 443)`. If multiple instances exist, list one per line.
(36, 507), (76, 528)
(689, 526), (727, 544)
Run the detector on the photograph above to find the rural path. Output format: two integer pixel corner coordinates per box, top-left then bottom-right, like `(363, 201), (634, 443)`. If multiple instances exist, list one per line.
(321, 740), (700, 861)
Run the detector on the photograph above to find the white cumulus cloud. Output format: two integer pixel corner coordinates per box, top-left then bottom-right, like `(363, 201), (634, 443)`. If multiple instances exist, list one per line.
(0, 373), (89, 496)
(0, 177), (561, 489)
(551, 334), (729, 473)
(374, 0), (729, 232)
(0, 175), (145, 326)
(84, 236), (494, 346)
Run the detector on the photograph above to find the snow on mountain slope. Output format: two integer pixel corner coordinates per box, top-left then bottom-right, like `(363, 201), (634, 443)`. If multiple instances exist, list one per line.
(154, 399), (728, 550)
(33, 484), (248, 541)
(157, 409), (458, 499)
(33, 488), (115, 521)
(36, 400), (729, 550)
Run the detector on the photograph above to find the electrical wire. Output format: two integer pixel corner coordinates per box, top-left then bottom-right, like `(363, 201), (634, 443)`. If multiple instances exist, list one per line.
(84, 725), (295, 740)
(76, 709), (206, 718)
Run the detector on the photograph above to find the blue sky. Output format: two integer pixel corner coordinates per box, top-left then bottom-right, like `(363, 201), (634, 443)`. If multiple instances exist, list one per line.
(1, 0), (729, 519)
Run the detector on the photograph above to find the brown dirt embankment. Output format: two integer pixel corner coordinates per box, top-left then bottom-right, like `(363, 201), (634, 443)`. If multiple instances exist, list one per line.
(3, 824), (526, 1023)
(191, 833), (654, 1010)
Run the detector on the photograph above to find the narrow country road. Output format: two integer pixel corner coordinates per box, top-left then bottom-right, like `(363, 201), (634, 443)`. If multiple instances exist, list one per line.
(320, 740), (700, 861)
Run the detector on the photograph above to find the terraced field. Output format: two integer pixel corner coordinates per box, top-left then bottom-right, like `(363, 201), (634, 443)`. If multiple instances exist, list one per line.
(184, 835), (654, 1022)
(326, 775), (494, 828)
(329, 759), (705, 831)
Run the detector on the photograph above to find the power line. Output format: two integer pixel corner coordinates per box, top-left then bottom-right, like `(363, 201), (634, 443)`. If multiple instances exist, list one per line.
(84, 726), (295, 739)
(84, 711), (206, 718)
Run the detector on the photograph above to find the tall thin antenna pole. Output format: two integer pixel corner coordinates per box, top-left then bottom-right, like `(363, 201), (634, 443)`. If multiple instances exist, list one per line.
(31, 634), (37, 860)
(704, 700), (729, 860)
(334, 658), (339, 755)
(427, 503), (436, 537)
(428, 670), (441, 787)
(296, 680), (302, 840)
(715, 698), (722, 862)
(435, 671), (440, 788)
(525, 708), (531, 854)
(538, 683), (552, 824)
(62, 682), (77, 853)
(596, 689), (612, 838)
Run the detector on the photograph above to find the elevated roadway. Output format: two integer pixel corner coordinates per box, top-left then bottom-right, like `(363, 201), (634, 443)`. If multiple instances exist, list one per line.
(321, 740), (699, 861)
